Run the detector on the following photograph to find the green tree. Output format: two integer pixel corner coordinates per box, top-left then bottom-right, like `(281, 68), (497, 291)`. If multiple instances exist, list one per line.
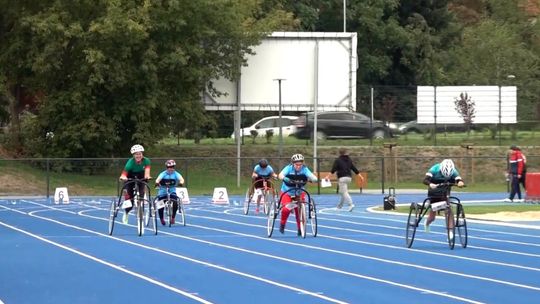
(0, 0), (294, 157)
(445, 0), (540, 120)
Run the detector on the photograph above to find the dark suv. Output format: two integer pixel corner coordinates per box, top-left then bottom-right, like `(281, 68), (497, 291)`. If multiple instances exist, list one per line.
(293, 111), (393, 140)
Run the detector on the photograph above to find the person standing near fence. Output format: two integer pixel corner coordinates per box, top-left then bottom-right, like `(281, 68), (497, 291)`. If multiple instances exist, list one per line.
(518, 146), (527, 190)
(506, 145), (525, 202)
(325, 148), (363, 212)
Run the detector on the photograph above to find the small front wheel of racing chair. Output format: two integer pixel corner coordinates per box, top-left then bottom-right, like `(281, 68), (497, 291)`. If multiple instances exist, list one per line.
(449, 198), (467, 249)
(243, 188), (253, 215)
(262, 188), (276, 216)
(108, 198), (120, 236)
(308, 198), (318, 237)
(144, 193), (158, 235)
(266, 198), (279, 237)
(164, 199), (174, 227)
(405, 202), (422, 248)
(136, 192), (158, 236)
(298, 198), (307, 238)
(177, 199), (186, 226)
(445, 203), (457, 249)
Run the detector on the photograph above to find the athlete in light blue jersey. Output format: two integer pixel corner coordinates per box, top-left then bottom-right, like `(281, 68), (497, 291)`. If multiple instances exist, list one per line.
(252, 159), (277, 180)
(249, 159), (278, 213)
(277, 154), (318, 235)
(155, 159), (185, 225)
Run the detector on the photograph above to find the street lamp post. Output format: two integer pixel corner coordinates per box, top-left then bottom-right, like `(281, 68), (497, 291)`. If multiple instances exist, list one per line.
(274, 79), (285, 163)
(499, 75), (516, 146)
(343, 0), (347, 32)
(45, 131), (54, 203)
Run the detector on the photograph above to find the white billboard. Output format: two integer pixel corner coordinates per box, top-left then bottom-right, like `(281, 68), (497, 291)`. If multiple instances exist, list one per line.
(203, 32), (357, 112)
(417, 86), (517, 124)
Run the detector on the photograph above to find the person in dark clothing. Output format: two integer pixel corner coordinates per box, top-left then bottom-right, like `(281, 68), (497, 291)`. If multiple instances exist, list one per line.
(325, 148), (363, 211)
(506, 145), (525, 202)
(518, 146), (527, 190)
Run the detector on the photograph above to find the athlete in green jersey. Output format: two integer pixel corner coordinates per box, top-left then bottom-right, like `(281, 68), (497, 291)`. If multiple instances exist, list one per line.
(119, 144), (151, 224)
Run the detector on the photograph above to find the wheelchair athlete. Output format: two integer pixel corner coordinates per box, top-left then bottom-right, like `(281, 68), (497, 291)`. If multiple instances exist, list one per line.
(155, 159), (185, 225)
(277, 154), (318, 235)
(422, 159), (465, 233)
(249, 158), (278, 213)
(119, 144), (151, 224)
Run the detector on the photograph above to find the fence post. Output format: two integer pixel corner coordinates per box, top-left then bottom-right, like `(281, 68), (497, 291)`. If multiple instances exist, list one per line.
(316, 157), (321, 195)
(381, 157), (385, 194)
(46, 158), (50, 203)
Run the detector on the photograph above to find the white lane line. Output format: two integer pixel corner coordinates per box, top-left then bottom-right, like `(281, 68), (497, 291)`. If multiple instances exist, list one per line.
(77, 210), (486, 304)
(171, 213), (540, 292)
(2, 204), (348, 304)
(166, 206), (540, 273)
(218, 208), (540, 258)
(316, 216), (540, 248)
(366, 205), (540, 230)
(0, 219), (213, 304)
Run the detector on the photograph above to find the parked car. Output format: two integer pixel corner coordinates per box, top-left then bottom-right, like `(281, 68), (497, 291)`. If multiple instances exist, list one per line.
(230, 115), (298, 139)
(398, 120), (476, 134)
(293, 111), (393, 140)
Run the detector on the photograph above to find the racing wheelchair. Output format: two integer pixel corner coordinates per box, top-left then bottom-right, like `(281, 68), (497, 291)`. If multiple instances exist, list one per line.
(154, 179), (186, 227)
(108, 177), (157, 236)
(244, 177), (277, 215)
(405, 182), (467, 249)
(267, 179), (317, 238)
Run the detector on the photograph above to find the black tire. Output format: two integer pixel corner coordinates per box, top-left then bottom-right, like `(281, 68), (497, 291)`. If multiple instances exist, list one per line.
(243, 188), (251, 215)
(267, 198), (277, 237)
(446, 206), (456, 249)
(308, 199), (317, 237)
(456, 203), (468, 248)
(166, 201), (173, 227)
(108, 199), (117, 235)
(178, 201), (186, 226)
(150, 200), (158, 235)
(405, 202), (420, 248)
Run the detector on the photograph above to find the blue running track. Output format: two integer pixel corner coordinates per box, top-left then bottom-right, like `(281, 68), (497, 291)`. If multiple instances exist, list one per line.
(1, 191), (539, 304)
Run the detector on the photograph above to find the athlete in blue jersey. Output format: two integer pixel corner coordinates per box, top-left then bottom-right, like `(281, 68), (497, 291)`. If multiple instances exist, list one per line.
(155, 159), (185, 225)
(248, 159), (278, 213)
(422, 159), (465, 232)
(278, 154), (318, 235)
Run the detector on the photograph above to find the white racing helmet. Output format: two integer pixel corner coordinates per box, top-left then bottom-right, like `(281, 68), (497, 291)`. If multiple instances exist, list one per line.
(130, 144), (144, 154)
(440, 159), (455, 178)
(291, 153), (304, 162)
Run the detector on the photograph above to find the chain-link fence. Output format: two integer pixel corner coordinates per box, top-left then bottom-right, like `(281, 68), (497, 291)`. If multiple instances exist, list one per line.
(2, 154), (537, 197)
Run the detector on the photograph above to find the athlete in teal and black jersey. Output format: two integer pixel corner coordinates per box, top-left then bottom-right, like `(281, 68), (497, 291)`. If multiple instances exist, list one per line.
(422, 159), (464, 231)
(119, 144), (151, 224)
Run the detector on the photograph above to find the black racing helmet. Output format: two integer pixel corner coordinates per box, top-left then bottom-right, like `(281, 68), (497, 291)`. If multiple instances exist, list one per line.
(258, 159), (268, 168)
